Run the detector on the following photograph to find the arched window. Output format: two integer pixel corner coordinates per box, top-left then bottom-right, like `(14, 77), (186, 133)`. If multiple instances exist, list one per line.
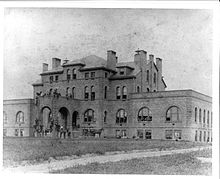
(116, 87), (121, 100)
(3, 111), (7, 123)
(104, 111), (107, 123)
(122, 86), (127, 99)
(72, 87), (75, 98)
(66, 87), (70, 96)
(203, 110), (206, 124)
(153, 73), (156, 85)
(104, 86), (107, 99)
(195, 107), (197, 122)
(116, 109), (127, 124)
(166, 106), (180, 122)
(199, 109), (202, 123)
(146, 70), (149, 83)
(72, 69), (76, 79)
(67, 69), (71, 81)
(16, 111), (24, 123)
(138, 107), (152, 122)
(84, 109), (94, 123)
(84, 86), (89, 100)
(137, 86), (140, 93)
(91, 86), (95, 101)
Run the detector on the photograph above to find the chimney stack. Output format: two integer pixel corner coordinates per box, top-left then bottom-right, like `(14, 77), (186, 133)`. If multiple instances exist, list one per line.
(52, 58), (61, 69)
(134, 49), (147, 68)
(42, 63), (48, 72)
(149, 54), (154, 62)
(107, 50), (117, 70)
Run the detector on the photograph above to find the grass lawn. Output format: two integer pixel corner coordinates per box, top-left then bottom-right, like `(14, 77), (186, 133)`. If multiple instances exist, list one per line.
(52, 149), (212, 175)
(3, 137), (210, 167)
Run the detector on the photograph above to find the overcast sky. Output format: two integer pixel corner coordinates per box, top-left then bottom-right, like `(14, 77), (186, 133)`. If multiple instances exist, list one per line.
(3, 8), (212, 99)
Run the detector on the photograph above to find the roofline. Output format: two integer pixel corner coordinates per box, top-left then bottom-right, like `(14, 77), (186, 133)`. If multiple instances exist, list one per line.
(79, 67), (117, 73)
(62, 63), (85, 67)
(162, 77), (167, 88)
(116, 65), (135, 70)
(40, 70), (63, 76)
(32, 83), (43, 86)
(109, 75), (136, 80)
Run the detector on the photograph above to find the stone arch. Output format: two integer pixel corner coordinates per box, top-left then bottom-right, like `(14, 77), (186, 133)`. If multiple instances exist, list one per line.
(58, 107), (70, 130)
(40, 106), (52, 130)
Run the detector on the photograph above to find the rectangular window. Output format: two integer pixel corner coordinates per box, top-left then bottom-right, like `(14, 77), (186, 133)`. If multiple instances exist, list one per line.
(49, 76), (53, 83)
(15, 129), (19, 137)
(145, 130), (152, 139)
(91, 92), (95, 101)
(165, 130), (173, 139)
(105, 72), (108, 78)
(137, 130), (143, 139)
(207, 131), (210, 142)
(146, 70), (149, 83)
(91, 72), (95, 79)
(121, 130), (127, 138)
(195, 130), (198, 141)
(199, 131), (202, 142)
(85, 72), (89, 79)
(20, 129), (24, 137)
(203, 131), (206, 142)
(55, 75), (59, 82)
(116, 130), (121, 138)
(174, 130), (181, 140)
(3, 129), (7, 137)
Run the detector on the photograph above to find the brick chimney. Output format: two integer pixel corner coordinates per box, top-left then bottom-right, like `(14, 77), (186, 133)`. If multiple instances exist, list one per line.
(107, 50), (117, 70)
(134, 50), (147, 68)
(52, 58), (61, 69)
(42, 63), (48, 72)
(149, 54), (154, 62)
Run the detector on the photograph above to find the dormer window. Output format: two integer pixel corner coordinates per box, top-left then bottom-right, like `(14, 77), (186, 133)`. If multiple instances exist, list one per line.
(91, 72), (95, 79)
(119, 68), (125, 75)
(49, 76), (53, 83)
(55, 75), (59, 82)
(85, 72), (89, 80)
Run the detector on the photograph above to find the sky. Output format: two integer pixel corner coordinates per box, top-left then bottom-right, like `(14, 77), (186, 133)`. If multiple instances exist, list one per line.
(3, 8), (213, 99)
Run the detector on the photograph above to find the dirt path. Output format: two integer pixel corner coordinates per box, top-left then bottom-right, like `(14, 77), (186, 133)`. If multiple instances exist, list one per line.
(3, 146), (211, 173)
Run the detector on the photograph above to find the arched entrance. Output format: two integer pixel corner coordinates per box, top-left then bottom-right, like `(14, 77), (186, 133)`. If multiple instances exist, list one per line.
(58, 107), (70, 130)
(42, 107), (52, 130)
(72, 111), (79, 129)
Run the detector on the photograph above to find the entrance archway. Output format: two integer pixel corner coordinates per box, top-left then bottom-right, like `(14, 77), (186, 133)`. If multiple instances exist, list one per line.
(58, 107), (70, 130)
(72, 111), (79, 129)
(42, 107), (52, 130)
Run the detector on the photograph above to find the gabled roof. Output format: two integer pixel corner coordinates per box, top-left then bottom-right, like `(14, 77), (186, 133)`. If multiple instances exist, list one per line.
(116, 61), (140, 76)
(64, 55), (107, 69)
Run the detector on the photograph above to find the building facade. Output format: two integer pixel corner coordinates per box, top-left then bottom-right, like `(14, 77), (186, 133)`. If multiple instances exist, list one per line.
(3, 50), (212, 142)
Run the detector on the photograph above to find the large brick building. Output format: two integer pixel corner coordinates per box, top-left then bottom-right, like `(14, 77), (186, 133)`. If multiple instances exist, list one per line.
(3, 50), (212, 142)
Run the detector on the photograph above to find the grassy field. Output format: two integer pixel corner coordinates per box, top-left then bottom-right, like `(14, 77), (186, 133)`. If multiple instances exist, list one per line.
(52, 149), (212, 175)
(3, 137), (210, 167)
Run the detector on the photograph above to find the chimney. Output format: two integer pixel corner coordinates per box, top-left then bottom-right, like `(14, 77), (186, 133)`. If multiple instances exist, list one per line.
(149, 54), (154, 62)
(134, 49), (147, 68)
(42, 63), (48, 72)
(52, 58), (61, 69)
(107, 50), (117, 70)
